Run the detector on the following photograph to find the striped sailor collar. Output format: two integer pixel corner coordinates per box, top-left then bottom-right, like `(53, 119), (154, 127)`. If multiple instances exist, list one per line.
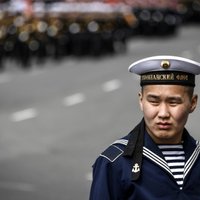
(122, 125), (199, 182)
(122, 126), (198, 159)
(144, 128), (198, 163)
(143, 130), (164, 160)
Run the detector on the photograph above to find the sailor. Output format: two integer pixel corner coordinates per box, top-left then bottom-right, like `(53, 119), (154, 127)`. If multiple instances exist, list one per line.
(89, 55), (200, 200)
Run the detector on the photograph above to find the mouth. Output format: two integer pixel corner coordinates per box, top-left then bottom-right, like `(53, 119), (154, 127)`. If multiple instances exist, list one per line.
(157, 122), (172, 130)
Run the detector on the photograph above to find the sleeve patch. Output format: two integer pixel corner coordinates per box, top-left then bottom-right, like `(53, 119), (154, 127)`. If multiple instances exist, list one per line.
(100, 145), (123, 162)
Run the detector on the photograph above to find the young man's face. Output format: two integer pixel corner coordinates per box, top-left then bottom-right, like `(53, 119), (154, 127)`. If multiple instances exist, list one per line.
(139, 85), (198, 144)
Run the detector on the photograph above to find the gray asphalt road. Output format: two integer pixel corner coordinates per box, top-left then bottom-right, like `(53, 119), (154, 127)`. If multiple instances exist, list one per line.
(0, 24), (200, 200)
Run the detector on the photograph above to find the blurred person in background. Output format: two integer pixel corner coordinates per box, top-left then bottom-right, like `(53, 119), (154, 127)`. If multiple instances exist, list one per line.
(89, 55), (200, 199)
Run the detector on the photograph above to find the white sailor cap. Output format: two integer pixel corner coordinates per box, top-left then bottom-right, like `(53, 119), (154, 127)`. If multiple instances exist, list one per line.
(128, 55), (200, 87)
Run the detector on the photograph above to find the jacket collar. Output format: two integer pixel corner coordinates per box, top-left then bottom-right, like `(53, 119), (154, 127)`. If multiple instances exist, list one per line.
(144, 128), (197, 162)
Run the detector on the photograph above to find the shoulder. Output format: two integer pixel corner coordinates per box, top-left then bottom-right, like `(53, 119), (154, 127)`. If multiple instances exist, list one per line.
(99, 138), (129, 162)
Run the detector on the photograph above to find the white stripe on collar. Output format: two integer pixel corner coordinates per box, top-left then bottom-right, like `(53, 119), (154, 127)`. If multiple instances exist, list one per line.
(112, 138), (200, 180)
(184, 142), (200, 178)
(112, 139), (128, 146)
(143, 147), (173, 176)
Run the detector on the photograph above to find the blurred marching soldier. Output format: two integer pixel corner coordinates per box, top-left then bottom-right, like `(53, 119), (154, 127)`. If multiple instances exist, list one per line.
(59, 17), (72, 57)
(68, 16), (92, 56)
(16, 19), (31, 68)
(68, 21), (84, 56)
(29, 16), (47, 65)
(46, 16), (62, 59)
(87, 19), (104, 56)
(53, 16), (71, 58)
(101, 20), (115, 54)
(77, 19), (90, 56)
(3, 15), (19, 65)
(112, 14), (132, 53)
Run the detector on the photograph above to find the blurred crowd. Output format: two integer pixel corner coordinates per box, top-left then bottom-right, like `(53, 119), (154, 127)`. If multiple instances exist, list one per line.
(0, 0), (200, 70)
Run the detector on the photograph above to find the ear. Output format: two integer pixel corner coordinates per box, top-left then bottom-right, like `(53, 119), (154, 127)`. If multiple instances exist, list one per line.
(138, 92), (143, 111)
(190, 94), (198, 113)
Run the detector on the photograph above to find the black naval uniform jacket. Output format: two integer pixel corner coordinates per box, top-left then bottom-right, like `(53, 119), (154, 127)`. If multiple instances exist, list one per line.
(89, 121), (200, 200)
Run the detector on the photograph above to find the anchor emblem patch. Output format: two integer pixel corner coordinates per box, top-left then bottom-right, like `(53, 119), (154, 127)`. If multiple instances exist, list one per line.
(132, 163), (140, 173)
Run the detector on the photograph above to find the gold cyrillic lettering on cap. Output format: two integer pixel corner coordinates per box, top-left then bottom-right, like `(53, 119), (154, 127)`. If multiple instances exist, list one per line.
(141, 73), (174, 81)
(161, 60), (170, 69)
(176, 74), (188, 80)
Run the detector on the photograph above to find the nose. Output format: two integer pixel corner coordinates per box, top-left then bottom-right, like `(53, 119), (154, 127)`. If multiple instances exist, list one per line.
(158, 103), (170, 119)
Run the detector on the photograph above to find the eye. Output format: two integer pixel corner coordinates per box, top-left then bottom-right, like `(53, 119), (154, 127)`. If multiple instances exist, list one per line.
(168, 98), (182, 106)
(169, 101), (178, 106)
(150, 101), (159, 106)
(147, 97), (160, 106)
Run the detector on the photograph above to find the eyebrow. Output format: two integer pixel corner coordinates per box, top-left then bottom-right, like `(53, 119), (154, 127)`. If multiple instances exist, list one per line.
(146, 94), (160, 99)
(146, 94), (183, 102)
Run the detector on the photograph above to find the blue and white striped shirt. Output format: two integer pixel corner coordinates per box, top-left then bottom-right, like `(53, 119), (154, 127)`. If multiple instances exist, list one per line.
(158, 144), (185, 190)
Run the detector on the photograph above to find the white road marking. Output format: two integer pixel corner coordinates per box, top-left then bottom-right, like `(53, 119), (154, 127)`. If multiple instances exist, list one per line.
(102, 79), (122, 92)
(85, 172), (93, 181)
(11, 108), (38, 122)
(0, 181), (36, 192)
(63, 93), (85, 106)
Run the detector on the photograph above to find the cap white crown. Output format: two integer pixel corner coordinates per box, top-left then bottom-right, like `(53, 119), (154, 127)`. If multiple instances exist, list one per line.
(129, 55), (200, 75)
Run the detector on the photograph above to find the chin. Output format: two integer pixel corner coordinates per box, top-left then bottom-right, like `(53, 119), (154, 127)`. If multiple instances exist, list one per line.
(152, 129), (174, 140)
